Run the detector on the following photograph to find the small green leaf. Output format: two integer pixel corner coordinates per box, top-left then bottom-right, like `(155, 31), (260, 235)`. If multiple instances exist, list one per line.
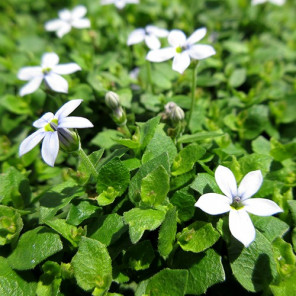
(72, 237), (112, 294)
(8, 226), (63, 270)
(178, 131), (224, 144)
(229, 68), (247, 88)
(137, 116), (160, 149)
(178, 221), (220, 253)
(190, 173), (220, 195)
(124, 208), (166, 244)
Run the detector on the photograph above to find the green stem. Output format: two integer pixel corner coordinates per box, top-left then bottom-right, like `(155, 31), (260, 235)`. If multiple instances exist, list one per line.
(188, 62), (199, 127)
(78, 148), (98, 178)
(119, 124), (131, 138)
(146, 60), (154, 94)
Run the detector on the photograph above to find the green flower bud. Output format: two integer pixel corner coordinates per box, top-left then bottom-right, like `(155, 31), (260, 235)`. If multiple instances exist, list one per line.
(112, 107), (127, 126)
(105, 91), (120, 110)
(170, 105), (185, 123)
(58, 128), (81, 153)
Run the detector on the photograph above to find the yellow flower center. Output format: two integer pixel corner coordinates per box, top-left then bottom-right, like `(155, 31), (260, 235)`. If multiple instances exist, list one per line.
(44, 118), (58, 132)
(176, 46), (183, 53)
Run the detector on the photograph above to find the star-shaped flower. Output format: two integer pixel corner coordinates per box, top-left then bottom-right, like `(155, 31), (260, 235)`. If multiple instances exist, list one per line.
(195, 165), (283, 247)
(17, 52), (81, 96)
(19, 99), (93, 167)
(146, 27), (216, 74)
(45, 5), (91, 38)
(127, 25), (169, 50)
(251, 0), (285, 5)
(101, 0), (139, 9)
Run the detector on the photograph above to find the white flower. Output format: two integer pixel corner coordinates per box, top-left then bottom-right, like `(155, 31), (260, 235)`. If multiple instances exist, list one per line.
(19, 99), (93, 167)
(101, 0), (139, 9)
(45, 5), (91, 38)
(17, 52), (81, 96)
(127, 25), (169, 50)
(195, 165), (283, 247)
(146, 27), (216, 74)
(251, 0), (285, 5)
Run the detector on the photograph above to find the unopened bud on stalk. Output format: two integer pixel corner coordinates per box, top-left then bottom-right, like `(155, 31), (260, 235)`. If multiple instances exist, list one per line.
(164, 102), (177, 115)
(105, 91), (120, 110)
(58, 128), (80, 153)
(113, 107), (127, 126)
(170, 105), (185, 123)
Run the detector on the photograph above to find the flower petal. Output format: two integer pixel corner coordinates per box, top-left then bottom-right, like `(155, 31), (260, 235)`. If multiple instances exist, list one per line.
(56, 23), (72, 38)
(127, 28), (145, 46)
(58, 116), (94, 128)
(238, 170), (263, 201)
(244, 198), (283, 216)
(195, 193), (231, 215)
(41, 52), (59, 68)
(55, 99), (83, 120)
(229, 209), (256, 247)
(145, 34), (161, 50)
(19, 76), (43, 96)
(215, 165), (237, 199)
(17, 66), (43, 81)
(168, 30), (187, 47)
(146, 47), (175, 62)
(41, 132), (59, 167)
(100, 0), (114, 5)
(186, 27), (207, 45)
(45, 19), (65, 32)
(19, 129), (45, 156)
(71, 5), (87, 19)
(71, 18), (91, 29)
(44, 73), (68, 93)
(188, 44), (216, 60)
(53, 63), (81, 75)
(33, 112), (55, 128)
(270, 0), (285, 5)
(58, 9), (71, 21)
(172, 52), (191, 74)
(146, 25), (168, 38)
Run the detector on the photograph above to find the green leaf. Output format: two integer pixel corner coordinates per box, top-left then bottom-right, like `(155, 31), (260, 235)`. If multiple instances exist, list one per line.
(172, 144), (206, 176)
(287, 200), (296, 225)
(173, 248), (225, 295)
(177, 221), (220, 253)
(91, 129), (122, 149)
(72, 237), (112, 294)
(124, 208), (166, 244)
(117, 88), (132, 108)
(141, 165), (169, 207)
(137, 116), (160, 149)
(239, 153), (272, 175)
(8, 226), (63, 270)
(229, 230), (278, 292)
(178, 131), (224, 144)
(158, 207), (177, 259)
(144, 269), (188, 296)
(0, 205), (23, 245)
(251, 136), (271, 155)
(123, 240), (154, 271)
(270, 138), (296, 162)
(129, 152), (170, 205)
(96, 157), (130, 206)
(39, 181), (85, 223)
(89, 213), (125, 246)
(0, 257), (36, 296)
(0, 94), (32, 115)
(190, 173), (220, 195)
(229, 68), (247, 88)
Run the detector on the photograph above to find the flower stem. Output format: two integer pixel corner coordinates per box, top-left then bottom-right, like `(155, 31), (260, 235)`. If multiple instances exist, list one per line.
(78, 148), (98, 179)
(146, 60), (154, 94)
(188, 61), (199, 127)
(119, 124), (131, 138)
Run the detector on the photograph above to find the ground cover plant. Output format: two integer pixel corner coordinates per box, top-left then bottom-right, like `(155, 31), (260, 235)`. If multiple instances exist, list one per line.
(0, 0), (296, 295)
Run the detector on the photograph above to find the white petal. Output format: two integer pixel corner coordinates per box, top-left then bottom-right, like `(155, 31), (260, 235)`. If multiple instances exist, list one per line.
(56, 23), (72, 38)
(41, 52), (59, 68)
(146, 25), (168, 38)
(19, 76), (43, 96)
(238, 170), (263, 201)
(215, 165), (237, 199)
(41, 132), (59, 167)
(19, 129), (45, 156)
(44, 73), (68, 93)
(71, 5), (87, 19)
(115, 1), (126, 9)
(269, 0), (285, 5)
(188, 44), (216, 60)
(53, 63), (81, 75)
(244, 198), (283, 216)
(229, 209), (256, 247)
(17, 66), (43, 81)
(71, 18), (91, 29)
(58, 117), (94, 128)
(58, 9), (71, 21)
(146, 47), (175, 62)
(126, 0), (139, 3)
(101, 0), (114, 5)
(195, 193), (231, 215)
(127, 29), (145, 46)
(168, 30), (187, 47)
(33, 112), (55, 128)
(186, 27), (207, 45)
(145, 35), (161, 50)
(55, 99), (83, 120)
(45, 19), (65, 32)
(172, 52), (191, 74)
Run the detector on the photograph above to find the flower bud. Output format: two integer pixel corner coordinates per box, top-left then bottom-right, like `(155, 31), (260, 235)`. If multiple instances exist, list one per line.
(112, 107), (127, 126)
(170, 105), (185, 123)
(57, 128), (80, 153)
(164, 101), (177, 115)
(105, 91), (120, 110)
